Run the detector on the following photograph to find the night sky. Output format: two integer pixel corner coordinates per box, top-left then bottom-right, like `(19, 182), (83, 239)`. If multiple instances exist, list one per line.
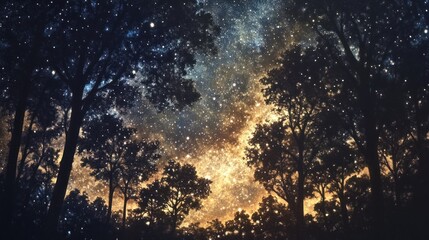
(66, 0), (306, 224)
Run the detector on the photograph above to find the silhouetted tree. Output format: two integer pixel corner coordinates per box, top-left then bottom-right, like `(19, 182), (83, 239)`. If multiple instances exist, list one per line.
(43, 0), (219, 233)
(138, 160), (211, 236)
(79, 114), (134, 223)
(393, 2), (429, 209)
(59, 189), (113, 240)
(345, 175), (371, 237)
(246, 45), (331, 240)
(0, 0), (65, 230)
(118, 140), (160, 228)
(390, 29), (429, 238)
(284, 1), (424, 237)
(378, 115), (415, 207)
(179, 222), (207, 240)
(313, 200), (342, 238)
(224, 210), (255, 240)
(206, 219), (226, 240)
(137, 180), (170, 231)
(323, 141), (363, 235)
(251, 195), (294, 240)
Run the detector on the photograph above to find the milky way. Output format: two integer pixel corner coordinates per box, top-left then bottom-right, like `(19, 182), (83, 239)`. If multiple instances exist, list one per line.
(70, 0), (300, 225)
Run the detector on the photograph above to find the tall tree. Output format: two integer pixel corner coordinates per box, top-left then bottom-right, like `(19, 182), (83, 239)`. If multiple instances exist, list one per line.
(118, 140), (160, 228)
(284, 1), (422, 237)
(79, 114), (134, 223)
(393, 29), (429, 227)
(43, 0), (219, 233)
(138, 160), (211, 235)
(321, 139), (363, 234)
(246, 45), (330, 240)
(378, 111), (415, 207)
(0, 1), (64, 230)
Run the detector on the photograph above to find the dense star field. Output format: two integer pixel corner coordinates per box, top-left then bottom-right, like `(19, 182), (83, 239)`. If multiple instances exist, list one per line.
(69, 0), (295, 223)
(2, 0), (429, 240)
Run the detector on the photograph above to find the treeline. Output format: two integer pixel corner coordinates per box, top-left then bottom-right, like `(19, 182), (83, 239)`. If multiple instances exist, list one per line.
(242, 1), (429, 240)
(0, 155), (211, 240)
(0, 0), (219, 239)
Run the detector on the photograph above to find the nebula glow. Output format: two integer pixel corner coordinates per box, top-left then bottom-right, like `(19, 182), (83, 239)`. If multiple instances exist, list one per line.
(68, 0), (303, 225)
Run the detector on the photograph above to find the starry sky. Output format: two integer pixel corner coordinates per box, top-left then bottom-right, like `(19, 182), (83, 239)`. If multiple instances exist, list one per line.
(70, 0), (308, 224)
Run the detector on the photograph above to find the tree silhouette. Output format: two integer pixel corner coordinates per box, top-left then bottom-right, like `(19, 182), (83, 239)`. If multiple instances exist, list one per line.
(59, 189), (113, 240)
(224, 210), (255, 240)
(179, 222), (208, 240)
(41, 0), (219, 233)
(313, 200), (342, 238)
(251, 195), (294, 240)
(344, 175), (372, 237)
(246, 45), (331, 240)
(1, 60), (65, 239)
(118, 140), (160, 228)
(79, 113), (160, 228)
(138, 160), (211, 236)
(284, 1), (425, 237)
(79, 114), (134, 223)
(393, 36), (429, 239)
(0, 0), (65, 230)
(378, 111), (415, 207)
(205, 219), (225, 240)
(316, 129), (364, 235)
(137, 180), (170, 231)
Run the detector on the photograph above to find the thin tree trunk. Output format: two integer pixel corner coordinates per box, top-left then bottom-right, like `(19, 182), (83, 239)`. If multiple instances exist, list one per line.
(363, 107), (384, 240)
(358, 74), (384, 239)
(296, 150), (305, 240)
(391, 155), (401, 207)
(122, 195), (128, 229)
(338, 191), (349, 233)
(16, 112), (37, 180)
(107, 178), (115, 224)
(44, 90), (84, 237)
(22, 149), (47, 211)
(17, 84), (48, 180)
(320, 186), (328, 229)
(171, 209), (178, 237)
(2, 65), (33, 232)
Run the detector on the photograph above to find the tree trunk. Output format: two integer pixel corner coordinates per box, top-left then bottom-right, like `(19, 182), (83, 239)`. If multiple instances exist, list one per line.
(319, 186), (328, 229)
(17, 85), (47, 180)
(107, 178), (115, 224)
(44, 90), (84, 236)
(171, 209), (178, 237)
(16, 112), (37, 180)
(296, 151), (305, 240)
(414, 98), (429, 208)
(1, 65), (33, 232)
(391, 166), (401, 207)
(413, 99), (429, 238)
(362, 103), (384, 239)
(122, 196), (128, 229)
(338, 192), (349, 233)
